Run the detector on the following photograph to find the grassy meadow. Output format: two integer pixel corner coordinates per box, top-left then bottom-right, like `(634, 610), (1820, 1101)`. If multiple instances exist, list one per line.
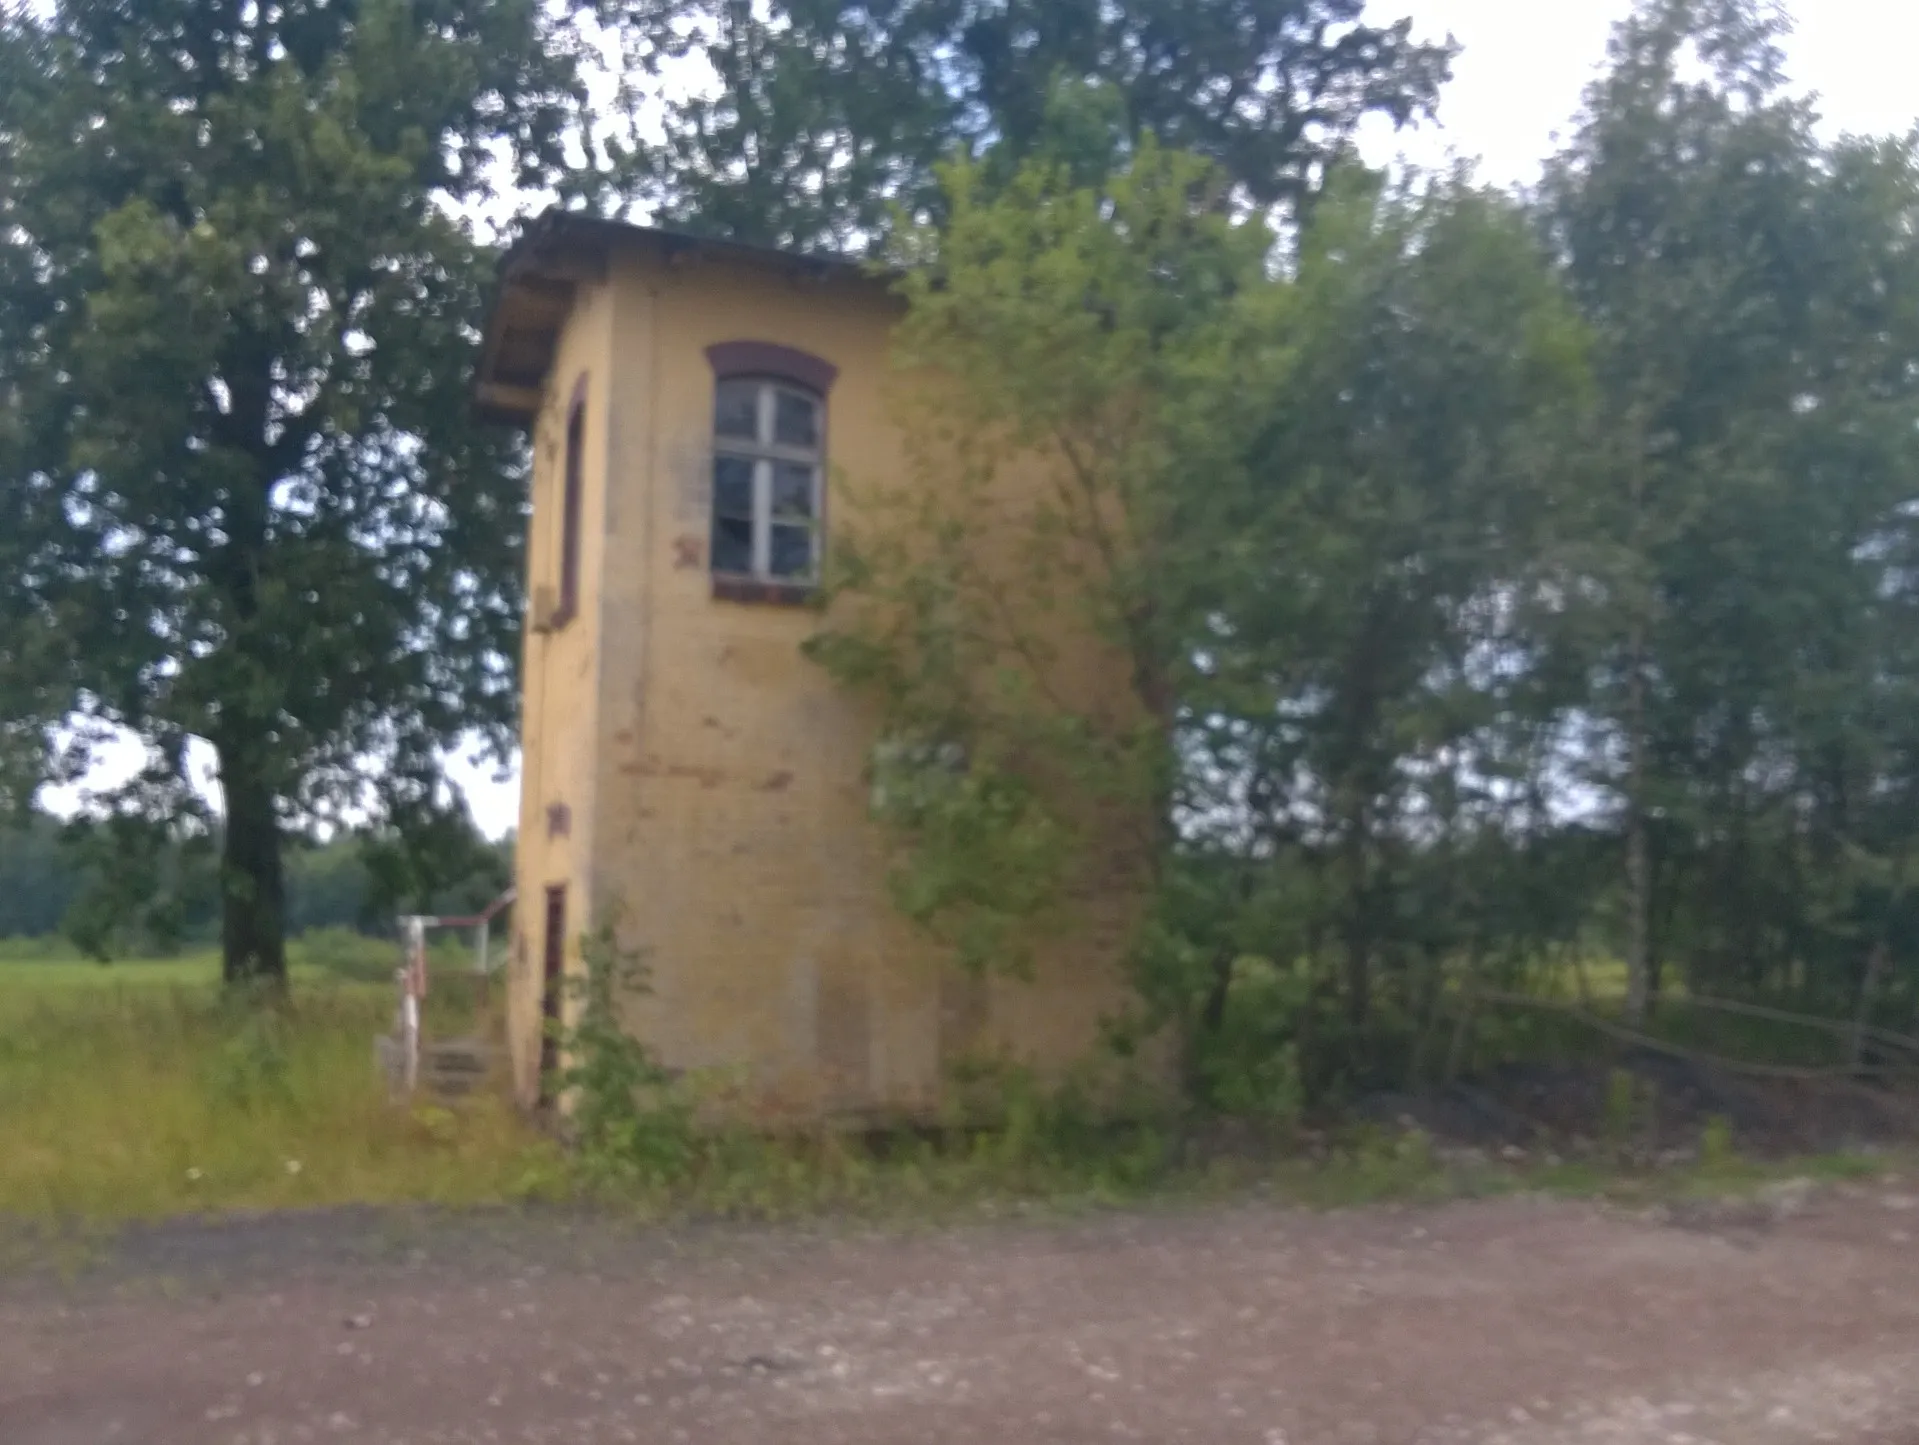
(0, 935), (564, 1221)
(1, 933), (1904, 1228)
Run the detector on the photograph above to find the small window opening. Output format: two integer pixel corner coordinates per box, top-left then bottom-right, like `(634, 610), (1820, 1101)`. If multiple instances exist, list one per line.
(557, 387), (586, 626)
(711, 378), (823, 585)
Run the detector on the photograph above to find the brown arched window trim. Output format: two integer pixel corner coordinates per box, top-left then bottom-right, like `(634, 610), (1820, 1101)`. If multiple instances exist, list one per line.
(555, 374), (588, 628)
(705, 341), (838, 396)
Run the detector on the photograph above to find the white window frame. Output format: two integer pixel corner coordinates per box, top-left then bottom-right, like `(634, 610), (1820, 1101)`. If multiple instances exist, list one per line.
(712, 378), (824, 583)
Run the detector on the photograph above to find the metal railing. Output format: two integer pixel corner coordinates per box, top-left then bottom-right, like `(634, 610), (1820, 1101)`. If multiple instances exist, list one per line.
(388, 888), (516, 1097)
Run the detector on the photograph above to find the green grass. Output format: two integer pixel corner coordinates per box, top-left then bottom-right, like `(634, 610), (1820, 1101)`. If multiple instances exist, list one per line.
(0, 947), (561, 1221)
(0, 929), (479, 980)
(0, 955), (338, 999)
(0, 940), (1905, 1229)
(1252, 1127), (1902, 1213)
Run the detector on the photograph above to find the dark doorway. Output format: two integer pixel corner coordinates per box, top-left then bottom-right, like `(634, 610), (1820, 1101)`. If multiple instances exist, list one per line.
(539, 884), (567, 1103)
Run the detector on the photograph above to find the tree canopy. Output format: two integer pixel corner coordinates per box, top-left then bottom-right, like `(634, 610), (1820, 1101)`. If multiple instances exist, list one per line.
(598, 0), (1457, 250)
(0, 0), (601, 982)
(10, 0), (1919, 1110)
(1539, 0), (1919, 1020)
(811, 0), (1919, 1103)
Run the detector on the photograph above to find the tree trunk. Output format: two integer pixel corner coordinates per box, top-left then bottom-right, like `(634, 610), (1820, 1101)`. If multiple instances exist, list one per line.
(1623, 620), (1651, 1026)
(1341, 801), (1372, 1033)
(217, 738), (287, 987)
(1199, 942), (1235, 1027)
(1853, 838), (1910, 1069)
(1851, 940), (1887, 1074)
(1182, 946), (1236, 1101)
(1343, 921), (1372, 1034)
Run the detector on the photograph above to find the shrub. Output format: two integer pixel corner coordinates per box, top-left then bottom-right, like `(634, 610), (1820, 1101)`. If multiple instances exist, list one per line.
(558, 924), (695, 1194)
(1699, 1114), (1737, 1171)
(289, 926), (398, 982)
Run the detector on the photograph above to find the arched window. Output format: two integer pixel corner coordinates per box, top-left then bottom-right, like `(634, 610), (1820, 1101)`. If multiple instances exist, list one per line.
(555, 377), (586, 627)
(706, 342), (836, 593)
(711, 378), (823, 582)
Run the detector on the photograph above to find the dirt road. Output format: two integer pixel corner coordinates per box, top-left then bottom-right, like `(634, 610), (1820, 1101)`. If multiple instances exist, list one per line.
(5, 1184), (1919, 1444)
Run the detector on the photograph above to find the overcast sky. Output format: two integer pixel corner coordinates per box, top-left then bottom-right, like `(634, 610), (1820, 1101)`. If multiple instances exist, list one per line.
(1357, 0), (1919, 190)
(39, 0), (1919, 840)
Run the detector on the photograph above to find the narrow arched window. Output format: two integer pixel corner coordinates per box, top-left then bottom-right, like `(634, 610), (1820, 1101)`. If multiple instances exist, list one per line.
(555, 379), (586, 627)
(711, 376), (824, 584)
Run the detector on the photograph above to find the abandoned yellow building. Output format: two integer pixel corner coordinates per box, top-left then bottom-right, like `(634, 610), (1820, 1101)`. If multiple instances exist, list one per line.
(476, 211), (1145, 1122)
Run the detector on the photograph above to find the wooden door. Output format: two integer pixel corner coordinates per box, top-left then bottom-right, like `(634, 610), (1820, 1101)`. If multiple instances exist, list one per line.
(538, 885), (566, 1102)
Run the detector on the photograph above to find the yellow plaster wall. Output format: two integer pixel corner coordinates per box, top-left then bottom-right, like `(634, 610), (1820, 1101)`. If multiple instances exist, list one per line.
(507, 276), (616, 1104)
(511, 246), (1151, 1121)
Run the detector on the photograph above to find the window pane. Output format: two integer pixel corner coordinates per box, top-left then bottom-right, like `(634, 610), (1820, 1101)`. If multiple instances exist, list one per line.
(771, 461), (815, 520)
(774, 389), (819, 449)
(715, 380), (760, 441)
(712, 515), (753, 574)
(770, 523), (814, 578)
(714, 454), (755, 517)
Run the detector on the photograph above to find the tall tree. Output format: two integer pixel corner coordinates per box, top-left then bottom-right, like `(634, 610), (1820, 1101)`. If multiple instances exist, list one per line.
(0, 812), (82, 940)
(600, 0), (1457, 251)
(1540, 0), (1919, 1019)
(809, 146), (1593, 1099)
(808, 142), (1270, 975)
(0, 0), (599, 984)
(808, 0), (1919, 1106)
(1173, 169), (1592, 1094)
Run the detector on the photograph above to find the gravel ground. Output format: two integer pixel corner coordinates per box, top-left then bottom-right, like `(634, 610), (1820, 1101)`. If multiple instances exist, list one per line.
(5, 1184), (1919, 1444)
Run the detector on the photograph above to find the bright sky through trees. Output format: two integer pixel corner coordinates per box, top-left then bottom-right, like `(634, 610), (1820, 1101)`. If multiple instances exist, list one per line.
(36, 0), (1919, 840)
